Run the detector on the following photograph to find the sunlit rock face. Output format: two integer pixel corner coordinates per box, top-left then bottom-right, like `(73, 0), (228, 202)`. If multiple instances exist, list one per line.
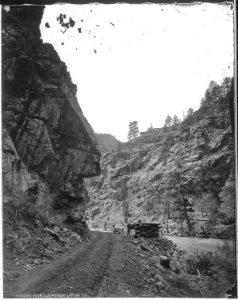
(86, 84), (235, 237)
(2, 6), (100, 229)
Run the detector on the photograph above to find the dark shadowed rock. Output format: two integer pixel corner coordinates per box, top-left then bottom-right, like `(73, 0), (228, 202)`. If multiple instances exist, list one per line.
(2, 6), (100, 235)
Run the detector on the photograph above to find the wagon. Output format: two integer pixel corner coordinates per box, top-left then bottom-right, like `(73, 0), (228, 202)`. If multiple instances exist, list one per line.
(128, 222), (161, 238)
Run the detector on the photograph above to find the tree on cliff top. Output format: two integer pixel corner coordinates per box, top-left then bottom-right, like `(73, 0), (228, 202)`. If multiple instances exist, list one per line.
(164, 115), (172, 127)
(204, 80), (221, 105)
(172, 114), (180, 129)
(180, 107), (194, 128)
(163, 115), (172, 133)
(187, 107), (194, 117)
(128, 121), (139, 141)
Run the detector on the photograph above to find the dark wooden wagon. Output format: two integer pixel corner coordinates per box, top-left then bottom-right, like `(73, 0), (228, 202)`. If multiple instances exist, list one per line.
(128, 222), (161, 238)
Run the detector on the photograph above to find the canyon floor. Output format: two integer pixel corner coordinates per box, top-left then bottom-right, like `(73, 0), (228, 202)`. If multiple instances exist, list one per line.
(4, 232), (233, 298)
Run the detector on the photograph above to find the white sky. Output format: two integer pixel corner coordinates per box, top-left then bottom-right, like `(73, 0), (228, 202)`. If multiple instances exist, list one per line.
(40, 3), (234, 142)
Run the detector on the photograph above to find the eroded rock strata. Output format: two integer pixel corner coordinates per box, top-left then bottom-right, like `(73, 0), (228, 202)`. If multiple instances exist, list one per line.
(2, 6), (100, 235)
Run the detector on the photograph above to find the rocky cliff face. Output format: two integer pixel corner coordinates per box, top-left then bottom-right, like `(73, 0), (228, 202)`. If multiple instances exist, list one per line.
(86, 80), (235, 237)
(2, 6), (100, 236)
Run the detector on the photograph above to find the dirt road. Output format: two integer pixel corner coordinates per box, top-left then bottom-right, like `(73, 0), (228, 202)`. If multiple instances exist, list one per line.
(4, 232), (154, 298)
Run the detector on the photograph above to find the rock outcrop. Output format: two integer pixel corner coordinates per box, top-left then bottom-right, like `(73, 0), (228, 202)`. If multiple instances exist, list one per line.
(96, 133), (121, 153)
(86, 79), (235, 237)
(2, 6), (100, 234)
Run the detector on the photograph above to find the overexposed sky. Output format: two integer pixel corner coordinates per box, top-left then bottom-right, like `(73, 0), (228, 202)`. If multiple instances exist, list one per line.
(40, 3), (234, 142)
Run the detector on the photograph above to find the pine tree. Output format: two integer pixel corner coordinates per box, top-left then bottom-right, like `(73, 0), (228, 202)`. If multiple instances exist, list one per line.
(182, 108), (194, 126)
(220, 77), (232, 97)
(172, 114), (180, 127)
(164, 115), (172, 127)
(128, 121), (139, 140)
(206, 81), (220, 100)
(187, 107), (194, 117)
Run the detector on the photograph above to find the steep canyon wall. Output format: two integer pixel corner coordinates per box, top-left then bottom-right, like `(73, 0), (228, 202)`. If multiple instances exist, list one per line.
(2, 6), (100, 234)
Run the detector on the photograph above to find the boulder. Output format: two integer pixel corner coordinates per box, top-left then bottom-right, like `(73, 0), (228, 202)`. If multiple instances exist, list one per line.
(151, 255), (161, 265)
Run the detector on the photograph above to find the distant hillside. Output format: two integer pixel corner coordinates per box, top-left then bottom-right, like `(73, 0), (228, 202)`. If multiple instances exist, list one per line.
(96, 133), (121, 152)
